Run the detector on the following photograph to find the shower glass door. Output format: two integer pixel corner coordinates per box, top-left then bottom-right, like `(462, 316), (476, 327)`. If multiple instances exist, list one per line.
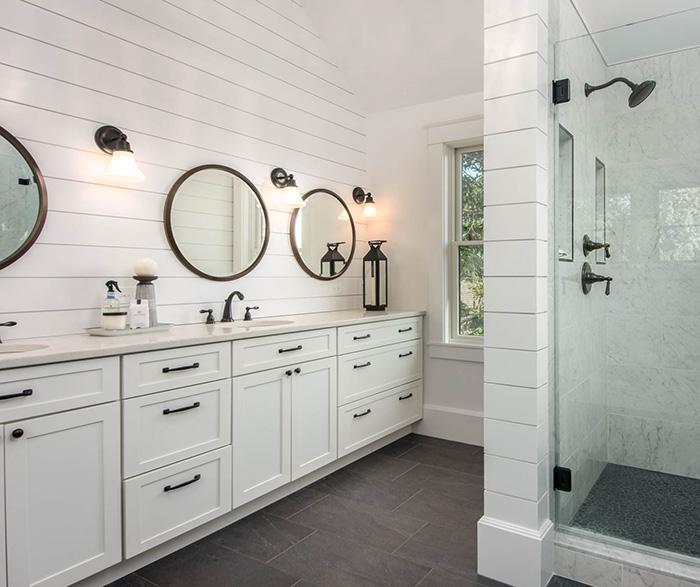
(553, 0), (700, 566)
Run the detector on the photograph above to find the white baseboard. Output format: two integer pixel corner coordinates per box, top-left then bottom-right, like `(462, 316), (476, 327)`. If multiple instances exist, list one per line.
(478, 516), (554, 587)
(413, 403), (483, 445)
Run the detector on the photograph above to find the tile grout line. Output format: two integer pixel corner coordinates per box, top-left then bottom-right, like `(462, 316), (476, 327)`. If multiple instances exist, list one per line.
(391, 488), (424, 513)
(414, 567), (435, 587)
(285, 493), (330, 522)
(266, 528), (319, 565)
(391, 461), (420, 483)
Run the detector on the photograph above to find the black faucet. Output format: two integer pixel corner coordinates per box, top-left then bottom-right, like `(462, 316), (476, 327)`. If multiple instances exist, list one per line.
(581, 262), (612, 296)
(0, 321), (17, 343)
(244, 306), (259, 321)
(221, 291), (244, 322)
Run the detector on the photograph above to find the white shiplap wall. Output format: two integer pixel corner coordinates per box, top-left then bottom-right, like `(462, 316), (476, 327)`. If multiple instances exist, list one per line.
(0, 0), (367, 339)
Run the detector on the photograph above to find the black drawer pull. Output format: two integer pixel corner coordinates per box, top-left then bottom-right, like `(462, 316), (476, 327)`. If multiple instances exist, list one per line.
(164, 474), (201, 492)
(398, 393), (414, 401)
(399, 351), (414, 358)
(163, 401), (201, 415)
(398, 327), (413, 333)
(0, 389), (32, 401)
(353, 334), (371, 340)
(353, 409), (372, 419)
(278, 345), (302, 354)
(162, 362), (200, 374)
(353, 361), (371, 369)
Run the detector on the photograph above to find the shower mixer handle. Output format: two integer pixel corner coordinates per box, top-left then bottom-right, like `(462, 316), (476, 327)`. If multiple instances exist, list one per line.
(582, 234), (611, 258)
(581, 262), (612, 296)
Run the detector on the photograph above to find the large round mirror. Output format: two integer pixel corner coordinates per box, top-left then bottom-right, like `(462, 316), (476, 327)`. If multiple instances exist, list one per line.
(0, 126), (47, 271)
(164, 165), (269, 281)
(290, 188), (356, 280)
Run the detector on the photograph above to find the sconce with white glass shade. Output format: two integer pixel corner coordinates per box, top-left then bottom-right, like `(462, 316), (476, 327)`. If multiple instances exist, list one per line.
(352, 187), (377, 219)
(94, 125), (145, 182)
(271, 167), (305, 208)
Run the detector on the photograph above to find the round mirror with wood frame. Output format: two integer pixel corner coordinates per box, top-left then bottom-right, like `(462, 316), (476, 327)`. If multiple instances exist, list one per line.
(0, 125), (48, 271)
(290, 188), (356, 281)
(164, 164), (270, 281)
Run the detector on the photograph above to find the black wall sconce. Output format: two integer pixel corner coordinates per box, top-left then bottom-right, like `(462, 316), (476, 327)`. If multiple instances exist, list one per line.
(352, 187), (377, 219)
(320, 242), (346, 277)
(271, 167), (304, 208)
(94, 125), (144, 182)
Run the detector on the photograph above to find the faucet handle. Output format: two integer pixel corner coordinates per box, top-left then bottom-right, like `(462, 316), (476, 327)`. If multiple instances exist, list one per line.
(244, 306), (260, 321)
(199, 309), (215, 325)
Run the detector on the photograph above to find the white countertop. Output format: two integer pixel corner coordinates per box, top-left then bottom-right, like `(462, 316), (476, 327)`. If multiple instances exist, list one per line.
(0, 310), (425, 370)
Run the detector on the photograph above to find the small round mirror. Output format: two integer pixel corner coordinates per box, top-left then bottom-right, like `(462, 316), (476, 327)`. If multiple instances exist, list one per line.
(0, 126), (47, 271)
(290, 189), (356, 280)
(164, 165), (269, 281)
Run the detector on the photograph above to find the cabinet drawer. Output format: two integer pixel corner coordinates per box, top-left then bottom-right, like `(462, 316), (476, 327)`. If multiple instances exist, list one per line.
(123, 446), (232, 558)
(337, 317), (421, 354)
(338, 340), (422, 405)
(122, 342), (231, 398)
(338, 381), (422, 457)
(0, 358), (119, 422)
(232, 329), (335, 376)
(123, 380), (231, 477)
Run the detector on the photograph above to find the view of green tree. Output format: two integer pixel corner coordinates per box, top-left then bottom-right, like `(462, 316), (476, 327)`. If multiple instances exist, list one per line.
(459, 149), (484, 336)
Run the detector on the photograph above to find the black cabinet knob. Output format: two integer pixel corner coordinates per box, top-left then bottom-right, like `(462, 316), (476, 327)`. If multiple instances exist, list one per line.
(11, 428), (24, 439)
(294, 367), (301, 374)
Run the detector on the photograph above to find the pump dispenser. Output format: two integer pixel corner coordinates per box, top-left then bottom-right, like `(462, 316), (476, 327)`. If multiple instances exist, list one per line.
(101, 280), (127, 330)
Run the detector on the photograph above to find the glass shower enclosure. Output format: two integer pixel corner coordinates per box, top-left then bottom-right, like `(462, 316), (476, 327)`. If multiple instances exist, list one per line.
(553, 0), (700, 568)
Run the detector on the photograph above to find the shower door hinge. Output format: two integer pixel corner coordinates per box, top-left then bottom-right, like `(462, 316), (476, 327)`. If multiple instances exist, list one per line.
(552, 79), (571, 104)
(553, 466), (572, 492)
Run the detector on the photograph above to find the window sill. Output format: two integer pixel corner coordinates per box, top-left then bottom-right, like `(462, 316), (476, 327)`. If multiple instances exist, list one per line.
(428, 342), (484, 363)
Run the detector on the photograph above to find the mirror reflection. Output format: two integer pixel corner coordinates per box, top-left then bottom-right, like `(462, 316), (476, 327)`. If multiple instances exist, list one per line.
(0, 126), (47, 270)
(291, 189), (355, 280)
(165, 165), (269, 280)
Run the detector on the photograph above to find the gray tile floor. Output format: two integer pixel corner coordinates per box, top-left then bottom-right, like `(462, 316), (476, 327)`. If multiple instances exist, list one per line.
(570, 463), (700, 559)
(110, 434), (504, 587)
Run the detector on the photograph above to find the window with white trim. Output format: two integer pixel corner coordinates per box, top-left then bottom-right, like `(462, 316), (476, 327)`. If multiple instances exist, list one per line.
(451, 146), (484, 342)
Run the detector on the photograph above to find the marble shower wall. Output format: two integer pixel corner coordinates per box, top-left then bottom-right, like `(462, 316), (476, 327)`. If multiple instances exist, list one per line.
(604, 49), (700, 480)
(552, 0), (609, 525)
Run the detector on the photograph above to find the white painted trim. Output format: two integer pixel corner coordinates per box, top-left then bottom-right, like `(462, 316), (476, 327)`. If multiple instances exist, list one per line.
(427, 117), (484, 146)
(428, 342), (484, 362)
(413, 403), (484, 445)
(76, 427), (413, 587)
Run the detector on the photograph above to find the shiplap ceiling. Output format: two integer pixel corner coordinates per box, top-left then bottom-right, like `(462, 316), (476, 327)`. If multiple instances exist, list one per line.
(573, 0), (700, 63)
(302, 0), (483, 113)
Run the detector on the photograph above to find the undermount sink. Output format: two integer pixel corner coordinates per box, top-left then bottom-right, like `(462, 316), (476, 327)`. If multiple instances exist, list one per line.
(212, 319), (295, 330)
(0, 343), (49, 354)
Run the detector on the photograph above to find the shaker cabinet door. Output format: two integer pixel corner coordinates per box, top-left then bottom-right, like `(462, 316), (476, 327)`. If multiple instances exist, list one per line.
(5, 403), (121, 587)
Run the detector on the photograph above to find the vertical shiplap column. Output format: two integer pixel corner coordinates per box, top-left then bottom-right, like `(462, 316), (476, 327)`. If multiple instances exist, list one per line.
(478, 1), (553, 586)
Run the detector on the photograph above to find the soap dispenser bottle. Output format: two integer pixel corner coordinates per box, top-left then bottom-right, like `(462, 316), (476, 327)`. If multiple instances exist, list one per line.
(101, 280), (127, 330)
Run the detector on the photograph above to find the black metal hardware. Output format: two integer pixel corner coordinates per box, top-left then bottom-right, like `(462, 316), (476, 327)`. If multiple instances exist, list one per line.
(18, 178), (31, 186)
(164, 474), (201, 492)
(553, 79), (571, 104)
(163, 401), (200, 415)
(244, 306), (259, 321)
(582, 234), (611, 259)
(363, 240), (388, 311)
(270, 167), (298, 190)
(222, 291), (244, 322)
(162, 362), (200, 374)
(399, 351), (413, 358)
(320, 242), (347, 277)
(353, 409), (371, 419)
(95, 125), (134, 154)
(200, 309), (215, 324)
(11, 428), (24, 439)
(294, 367), (301, 374)
(553, 466), (572, 492)
(285, 369), (293, 376)
(584, 77), (656, 108)
(278, 345), (302, 354)
(398, 393), (414, 401)
(0, 388), (32, 401)
(398, 327), (413, 333)
(0, 321), (17, 344)
(353, 361), (371, 369)
(581, 262), (612, 296)
(353, 334), (371, 340)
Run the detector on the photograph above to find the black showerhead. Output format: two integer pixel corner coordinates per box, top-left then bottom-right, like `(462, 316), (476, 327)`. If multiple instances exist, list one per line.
(584, 77), (656, 108)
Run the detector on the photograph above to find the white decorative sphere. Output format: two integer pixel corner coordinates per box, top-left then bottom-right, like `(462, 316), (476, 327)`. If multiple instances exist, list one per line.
(133, 257), (159, 276)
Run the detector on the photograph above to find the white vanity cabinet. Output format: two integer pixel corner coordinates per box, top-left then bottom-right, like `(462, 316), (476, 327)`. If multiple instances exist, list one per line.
(232, 355), (337, 507)
(5, 403), (121, 587)
(0, 425), (5, 587)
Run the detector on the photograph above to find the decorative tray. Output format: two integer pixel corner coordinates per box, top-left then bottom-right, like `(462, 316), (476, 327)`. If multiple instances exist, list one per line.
(85, 324), (173, 337)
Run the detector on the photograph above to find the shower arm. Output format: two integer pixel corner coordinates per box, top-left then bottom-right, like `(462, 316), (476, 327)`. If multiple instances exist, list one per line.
(584, 77), (636, 97)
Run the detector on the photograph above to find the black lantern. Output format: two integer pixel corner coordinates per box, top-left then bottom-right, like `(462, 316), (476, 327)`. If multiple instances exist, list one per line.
(363, 240), (388, 311)
(320, 242), (346, 277)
